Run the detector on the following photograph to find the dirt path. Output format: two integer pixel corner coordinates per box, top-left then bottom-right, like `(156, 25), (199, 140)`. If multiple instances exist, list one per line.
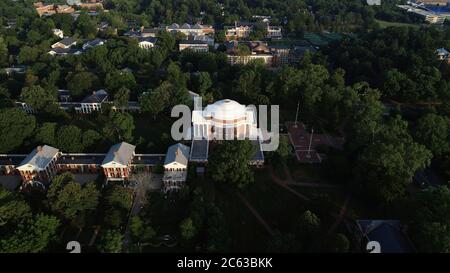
(326, 193), (351, 235)
(237, 192), (274, 236)
(268, 165), (310, 201)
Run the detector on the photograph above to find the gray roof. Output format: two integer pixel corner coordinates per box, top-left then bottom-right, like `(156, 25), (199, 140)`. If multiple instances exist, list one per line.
(81, 90), (108, 104)
(139, 37), (158, 43)
(164, 143), (190, 166)
(101, 142), (136, 166)
(357, 220), (415, 253)
(58, 37), (77, 47)
(18, 145), (59, 171)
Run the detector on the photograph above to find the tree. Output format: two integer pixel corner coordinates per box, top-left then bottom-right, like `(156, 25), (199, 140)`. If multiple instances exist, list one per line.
(208, 140), (255, 189)
(192, 72), (212, 94)
(266, 231), (301, 253)
(0, 186), (32, 227)
(103, 111), (135, 142)
(48, 177), (100, 224)
(66, 71), (99, 98)
(355, 116), (432, 204)
(97, 229), (123, 253)
(414, 113), (450, 157)
(17, 46), (39, 64)
(0, 36), (8, 66)
(105, 185), (133, 211)
(20, 85), (57, 111)
(35, 122), (57, 146)
(130, 216), (155, 241)
(180, 217), (196, 241)
(139, 90), (166, 119)
(56, 125), (83, 152)
(327, 233), (350, 253)
(0, 214), (60, 253)
(411, 186), (450, 253)
(0, 108), (36, 153)
(113, 87), (130, 108)
(269, 135), (291, 165)
(82, 129), (101, 150)
(105, 71), (136, 93)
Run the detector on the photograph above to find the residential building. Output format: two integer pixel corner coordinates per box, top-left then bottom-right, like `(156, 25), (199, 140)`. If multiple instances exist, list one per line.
(140, 26), (159, 37)
(58, 89), (72, 102)
(51, 37), (77, 49)
(417, 0), (448, 6)
(16, 145), (60, 184)
(179, 40), (209, 52)
(226, 41), (273, 66)
(270, 45), (291, 66)
(52, 28), (64, 38)
(162, 23), (215, 37)
(101, 142), (136, 182)
(138, 37), (157, 49)
(82, 38), (105, 50)
(267, 25), (282, 39)
(397, 5), (446, 24)
(193, 35), (215, 46)
(78, 89), (108, 113)
(163, 143), (190, 192)
(3, 66), (26, 76)
(225, 22), (254, 40)
(366, 0), (381, 5)
(1, 142), (167, 188)
(436, 47), (450, 62)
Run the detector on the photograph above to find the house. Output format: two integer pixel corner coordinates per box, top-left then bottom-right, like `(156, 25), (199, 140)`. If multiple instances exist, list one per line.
(193, 35), (215, 46)
(270, 45), (291, 66)
(179, 40), (209, 52)
(82, 38), (105, 50)
(48, 47), (75, 56)
(436, 47), (450, 61)
(226, 41), (274, 66)
(140, 26), (159, 37)
(267, 25), (282, 39)
(78, 89), (108, 113)
(15, 101), (36, 114)
(16, 145), (60, 184)
(224, 22), (254, 40)
(418, 0), (447, 6)
(51, 37), (77, 49)
(353, 220), (416, 253)
(58, 89), (71, 102)
(163, 143), (190, 192)
(3, 66), (26, 76)
(101, 142), (136, 182)
(366, 0), (381, 6)
(138, 37), (157, 49)
(162, 23), (215, 37)
(52, 28), (64, 38)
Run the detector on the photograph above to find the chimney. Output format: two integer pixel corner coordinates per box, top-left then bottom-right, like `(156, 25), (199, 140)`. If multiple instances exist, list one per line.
(37, 146), (42, 152)
(93, 90), (96, 95)
(175, 148), (179, 156)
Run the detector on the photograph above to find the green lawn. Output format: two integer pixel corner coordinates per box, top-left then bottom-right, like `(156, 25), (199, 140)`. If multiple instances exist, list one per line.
(242, 169), (307, 233)
(132, 113), (177, 153)
(375, 19), (420, 29)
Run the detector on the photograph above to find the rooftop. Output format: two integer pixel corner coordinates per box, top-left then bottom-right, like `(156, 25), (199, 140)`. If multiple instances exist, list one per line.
(101, 142), (136, 167)
(164, 143), (190, 166)
(17, 145), (59, 171)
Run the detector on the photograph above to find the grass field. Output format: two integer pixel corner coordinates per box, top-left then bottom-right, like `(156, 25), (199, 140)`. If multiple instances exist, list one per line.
(375, 19), (420, 29)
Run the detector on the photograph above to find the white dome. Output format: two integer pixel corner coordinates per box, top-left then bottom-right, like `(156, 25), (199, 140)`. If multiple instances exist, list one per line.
(204, 99), (246, 120)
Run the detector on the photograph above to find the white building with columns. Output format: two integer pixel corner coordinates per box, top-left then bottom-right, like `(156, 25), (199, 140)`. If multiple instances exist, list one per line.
(191, 99), (259, 140)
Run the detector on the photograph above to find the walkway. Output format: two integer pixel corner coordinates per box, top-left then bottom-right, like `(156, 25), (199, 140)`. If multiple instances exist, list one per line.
(237, 192), (274, 236)
(268, 165), (310, 201)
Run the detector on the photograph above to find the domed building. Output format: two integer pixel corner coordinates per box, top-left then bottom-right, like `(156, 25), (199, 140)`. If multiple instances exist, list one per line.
(192, 99), (259, 140)
(190, 99), (264, 166)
